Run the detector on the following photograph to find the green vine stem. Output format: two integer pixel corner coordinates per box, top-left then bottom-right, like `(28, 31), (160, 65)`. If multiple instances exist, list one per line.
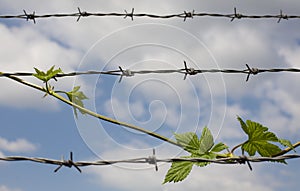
(5, 74), (300, 157)
(230, 142), (244, 155)
(6, 75), (182, 148)
(272, 141), (300, 157)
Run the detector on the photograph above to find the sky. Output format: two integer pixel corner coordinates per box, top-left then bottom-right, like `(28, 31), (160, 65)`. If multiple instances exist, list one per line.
(1, 0), (300, 190)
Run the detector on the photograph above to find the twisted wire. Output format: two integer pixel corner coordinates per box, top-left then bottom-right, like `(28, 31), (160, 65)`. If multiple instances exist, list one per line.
(1, 63), (300, 82)
(1, 152), (299, 173)
(0, 7), (298, 23)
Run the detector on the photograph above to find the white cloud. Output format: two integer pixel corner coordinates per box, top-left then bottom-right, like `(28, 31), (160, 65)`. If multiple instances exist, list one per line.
(0, 25), (80, 71)
(279, 45), (300, 67)
(0, 23), (82, 110)
(0, 137), (37, 153)
(128, 100), (146, 119)
(2, 0), (293, 113)
(212, 103), (250, 141)
(258, 83), (300, 137)
(200, 25), (279, 98)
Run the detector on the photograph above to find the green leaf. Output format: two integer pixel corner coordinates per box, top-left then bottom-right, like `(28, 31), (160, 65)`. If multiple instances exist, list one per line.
(166, 127), (228, 183)
(191, 127), (217, 166)
(238, 115), (249, 135)
(163, 160), (193, 184)
(199, 126), (214, 154)
(33, 65), (63, 83)
(174, 132), (200, 154)
(238, 116), (281, 156)
(279, 139), (295, 152)
(192, 152), (216, 167)
(174, 127), (215, 155)
(65, 86), (88, 118)
(211, 142), (228, 153)
(242, 141), (281, 156)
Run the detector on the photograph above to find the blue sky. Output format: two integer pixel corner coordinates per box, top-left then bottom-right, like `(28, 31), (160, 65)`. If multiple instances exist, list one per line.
(1, 0), (300, 191)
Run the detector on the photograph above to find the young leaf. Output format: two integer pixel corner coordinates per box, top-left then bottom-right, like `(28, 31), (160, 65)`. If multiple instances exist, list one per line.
(33, 65), (63, 83)
(238, 115), (250, 135)
(237, 116), (281, 156)
(199, 126), (214, 154)
(65, 86), (88, 118)
(174, 132), (200, 154)
(163, 160), (193, 184)
(188, 127), (217, 166)
(165, 127), (228, 183)
(211, 142), (228, 153)
(192, 152), (216, 167)
(278, 139), (294, 149)
(279, 139), (295, 152)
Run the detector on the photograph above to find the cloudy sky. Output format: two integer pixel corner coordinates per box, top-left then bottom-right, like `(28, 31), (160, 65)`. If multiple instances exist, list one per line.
(1, 0), (300, 191)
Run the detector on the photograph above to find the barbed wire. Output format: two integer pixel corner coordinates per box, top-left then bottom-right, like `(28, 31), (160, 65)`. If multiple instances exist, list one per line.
(1, 6), (300, 185)
(1, 150), (299, 173)
(0, 7), (298, 23)
(1, 62), (300, 82)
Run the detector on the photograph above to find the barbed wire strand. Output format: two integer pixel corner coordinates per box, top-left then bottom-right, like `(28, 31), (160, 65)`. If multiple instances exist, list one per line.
(0, 7), (297, 23)
(1, 151), (300, 173)
(1, 63), (300, 82)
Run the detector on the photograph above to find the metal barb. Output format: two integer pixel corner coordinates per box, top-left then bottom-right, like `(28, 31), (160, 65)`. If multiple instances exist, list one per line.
(238, 155), (253, 171)
(118, 66), (134, 83)
(124, 8), (134, 20)
(278, 9), (288, 23)
(146, 149), (158, 171)
(231, 7), (242, 22)
(23, 10), (36, 24)
(54, 152), (81, 173)
(77, 7), (89, 22)
(183, 10), (195, 21)
(245, 64), (259, 82)
(183, 61), (197, 80)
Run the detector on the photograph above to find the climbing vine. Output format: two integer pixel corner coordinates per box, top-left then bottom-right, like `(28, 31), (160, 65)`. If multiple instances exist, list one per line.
(2, 65), (296, 183)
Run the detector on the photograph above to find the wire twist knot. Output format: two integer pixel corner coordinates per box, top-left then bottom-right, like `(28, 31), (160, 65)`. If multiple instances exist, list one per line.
(237, 155), (252, 171)
(146, 149), (158, 171)
(54, 152), (81, 173)
(118, 66), (134, 82)
(124, 8), (134, 20)
(183, 61), (198, 80)
(245, 64), (259, 81)
(23, 10), (36, 24)
(278, 10), (288, 23)
(183, 10), (195, 21)
(77, 7), (89, 22)
(231, 7), (242, 22)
